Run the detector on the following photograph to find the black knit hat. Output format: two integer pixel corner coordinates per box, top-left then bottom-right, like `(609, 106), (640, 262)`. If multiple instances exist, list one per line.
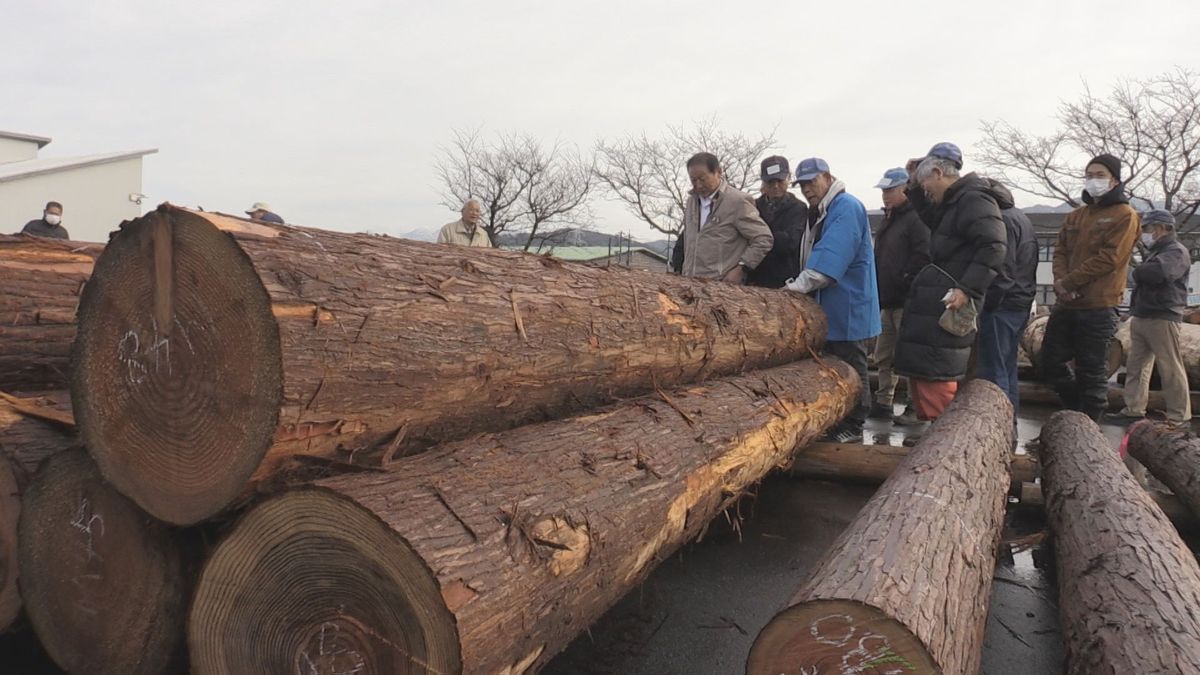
(1087, 153), (1122, 181)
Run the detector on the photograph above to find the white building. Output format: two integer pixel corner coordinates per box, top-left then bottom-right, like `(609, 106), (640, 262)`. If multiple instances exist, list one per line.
(0, 130), (156, 243)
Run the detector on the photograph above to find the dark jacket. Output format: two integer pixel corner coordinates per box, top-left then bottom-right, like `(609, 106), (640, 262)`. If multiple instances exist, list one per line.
(982, 180), (1038, 313)
(874, 200), (930, 309)
(1052, 184), (1140, 309)
(894, 173), (1008, 381)
(670, 231), (685, 273)
(21, 219), (70, 240)
(748, 192), (806, 288)
(1131, 232), (1191, 321)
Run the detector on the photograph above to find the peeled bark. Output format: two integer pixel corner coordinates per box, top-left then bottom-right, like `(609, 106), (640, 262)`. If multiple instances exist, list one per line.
(791, 441), (1038, 485)
(747, 381), (1014, 675)
(1021, 313), (1122, 379)
(0, 235), (100, 393)
(0, 391), (75, 631)
(1127, 421), (1200, 518)
(188, 359), (858, 674)
(73, 204), (828, 525)
(1041, 411), (1200, 673)
(18, 449), (189, 674)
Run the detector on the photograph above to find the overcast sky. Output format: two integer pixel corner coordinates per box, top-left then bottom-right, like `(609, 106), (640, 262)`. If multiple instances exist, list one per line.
(3, 0), (1197, 241)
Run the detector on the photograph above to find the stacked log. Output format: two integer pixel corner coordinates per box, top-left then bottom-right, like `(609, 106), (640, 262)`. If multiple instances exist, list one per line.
(1127, 422), (1200, 518)
(187, 358), (858, 674)
(1014, 481), (1196, 532)
(1040, 412), (1200, 672)
(72, 204), (829, 525)
(1115, 319), (1200, 389)
(790, 441), (1039, 485)
(0, 235), (100, 393)
(747, 381), (1014, 675)
(1020, 313), (1122, 379)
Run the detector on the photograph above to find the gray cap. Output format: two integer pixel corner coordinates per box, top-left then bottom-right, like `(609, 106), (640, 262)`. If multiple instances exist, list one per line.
(1142, 208), (1176, 228)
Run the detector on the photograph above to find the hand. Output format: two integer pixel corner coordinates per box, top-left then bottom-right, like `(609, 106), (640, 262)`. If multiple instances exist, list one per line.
(945, 288), (969, 310)
(1053, 281), (1076, 302)
(723, 266), (746, 285)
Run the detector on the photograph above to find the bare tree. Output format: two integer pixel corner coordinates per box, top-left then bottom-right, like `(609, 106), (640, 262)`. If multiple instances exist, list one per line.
(517, 138), (596, 251)
(979, 69), (1200, 230)
(595, 118), (778, 235)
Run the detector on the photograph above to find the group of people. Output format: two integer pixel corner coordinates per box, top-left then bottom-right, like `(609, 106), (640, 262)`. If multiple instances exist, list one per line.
(15, 200), (286, 240)
(664, 144), (1192, 442)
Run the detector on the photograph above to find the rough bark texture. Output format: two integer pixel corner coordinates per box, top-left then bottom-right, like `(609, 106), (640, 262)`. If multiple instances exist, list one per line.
(1128, 421), (1200, 518)
(1041, 411), (1200, 674)
(73, 204), (828, 525)
(0, 391), (75, 631)
(18, 449), (189, 674)
(747, 381), (1014, 675)
(0, 235), (100, 393)
(1021, 313), (1122, 379)
(790, 441), (1038, 486)
(188, 359), (858, 675)
(1015, 481), (1197, 532)
(1115, 319), (1200, 389)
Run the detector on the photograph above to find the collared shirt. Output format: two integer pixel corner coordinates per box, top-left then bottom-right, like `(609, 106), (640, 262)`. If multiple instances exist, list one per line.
(437, 219), (492, 247)
(699, 190), (718, 229)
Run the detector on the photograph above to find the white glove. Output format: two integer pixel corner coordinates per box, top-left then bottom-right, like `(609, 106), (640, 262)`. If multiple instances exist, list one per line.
(785, 270), (833, 294)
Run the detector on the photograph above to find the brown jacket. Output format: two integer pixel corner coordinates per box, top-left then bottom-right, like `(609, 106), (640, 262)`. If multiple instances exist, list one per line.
(679, 182), (773, 280)
(1052, 189), (1140, 309)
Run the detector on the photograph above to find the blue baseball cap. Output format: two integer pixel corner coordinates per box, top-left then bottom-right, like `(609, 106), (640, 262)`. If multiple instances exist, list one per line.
(926, 142), (963, 168)
(792, 157), (831, 184)
(874, 167), (909, 190)
(1142, 208), (1176, 228)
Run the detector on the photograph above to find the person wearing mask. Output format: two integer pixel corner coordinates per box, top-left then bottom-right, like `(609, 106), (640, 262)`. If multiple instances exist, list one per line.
(438, 199), (492, 247)
(868, 167), (930, 421)
(746, 156), (807, 288)
(1108, 209), (1192, 425)
(21, 201), (69, 239)
(245, 202), (285, 224)
(893, 143), (1006, 423)
(677, 152), (773, 282)
(785, 158), (881, 442)
(1040, 154), (1140, 420)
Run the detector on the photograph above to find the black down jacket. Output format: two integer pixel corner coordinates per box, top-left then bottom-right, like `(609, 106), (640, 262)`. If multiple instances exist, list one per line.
(894, 173), (1007, 381)
(982, 180), (1038, 314)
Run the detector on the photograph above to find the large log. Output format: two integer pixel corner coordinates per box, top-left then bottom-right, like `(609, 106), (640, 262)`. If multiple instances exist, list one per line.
(72, 204), (828, 525)
(1127, 421), (1200, 518)
(1018, 378), (1200, 411)
(188, 358), (857, 674)
(1040, 411), (1200, 673)
(791, 441), (1038, 485)
(18, 449), (190, 674)
(1014, 481), (1197, 532)
(1020, 313), (1123, 380)
(747, 381), (1014, 675)
(0, 391), (75, 632)
(0, 235), (100, 393)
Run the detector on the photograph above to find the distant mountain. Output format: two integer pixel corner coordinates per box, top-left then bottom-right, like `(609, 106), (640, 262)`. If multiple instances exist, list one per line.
(380, 227), (439, 242)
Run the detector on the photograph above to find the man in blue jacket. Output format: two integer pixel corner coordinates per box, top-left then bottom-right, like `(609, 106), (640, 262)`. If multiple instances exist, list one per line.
(786, 158), (882, 442)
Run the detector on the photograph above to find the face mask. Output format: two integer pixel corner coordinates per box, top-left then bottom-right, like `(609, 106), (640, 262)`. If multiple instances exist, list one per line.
(44, 214), (62, 226)
(1085, 178), (1111, 198)
(1141, 233), (1156, 247)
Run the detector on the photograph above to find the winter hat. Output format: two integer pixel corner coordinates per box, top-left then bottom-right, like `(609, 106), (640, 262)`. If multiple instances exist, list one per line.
(1142, 209), (1176, 229)
(1087, 154), (1122, 181)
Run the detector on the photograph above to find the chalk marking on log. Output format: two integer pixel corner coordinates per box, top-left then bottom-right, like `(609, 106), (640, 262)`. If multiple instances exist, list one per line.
(69, 497), (105, 563)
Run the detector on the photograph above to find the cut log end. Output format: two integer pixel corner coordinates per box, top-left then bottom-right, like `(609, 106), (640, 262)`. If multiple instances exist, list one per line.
(18, 450), (186, 673)
(188, 489), (461, 675)
(72, 207), (283, 524)
(0, 455), (19, 630)
(747, 599), (939, 675)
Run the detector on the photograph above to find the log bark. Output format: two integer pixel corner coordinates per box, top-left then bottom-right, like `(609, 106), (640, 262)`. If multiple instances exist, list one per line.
(0, 391), (75, 632)
(747, 381), (1014, 675)
(1014, 481), (1197, 532)
(1040, 411), (1200, 673)
(73, 204), (828, 525)
(1127, 421), (1200, 519)
(0, 235), (100, 393)
(18, 449), (189, 674)
(790, 441), (1038, 485)
(188, 358), (858, 674)
(1020, 313), (1123, 380)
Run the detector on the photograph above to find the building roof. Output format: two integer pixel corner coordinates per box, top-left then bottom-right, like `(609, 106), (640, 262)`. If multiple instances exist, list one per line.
(0, 130), (52, 148)
(541, 246), (667, 262)
(0, 149), (158, 184)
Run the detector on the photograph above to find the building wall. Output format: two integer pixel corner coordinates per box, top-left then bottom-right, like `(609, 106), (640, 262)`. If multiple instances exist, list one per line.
(0, 158), (146, 243)
(0, 137), (40, 164)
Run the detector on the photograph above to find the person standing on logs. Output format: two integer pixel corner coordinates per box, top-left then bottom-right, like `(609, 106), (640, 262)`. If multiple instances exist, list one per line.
(785, 157), (881, 443)
(746, 156), (806, 289)
(20, 201), (69, 239)
(1040, 154), (1140, 421)
(867, 167), (930, 423)
(437, 199), (492, 247)
(244, 201), (285, 224)
(677, 152), (773, 283)
(893, 143), (1006, 426)
(1107, 209), (1192, 425)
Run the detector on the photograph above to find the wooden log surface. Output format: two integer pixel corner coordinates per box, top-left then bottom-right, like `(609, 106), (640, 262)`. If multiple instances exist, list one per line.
(791, 441), (1039, 485)
(73, 204), (829, 524)
(1020, 313), (1122, 380)
(1127, 421), (1200, 519)
(1041, 411), (1200, 673)
(1014, 481), (1197, 532)
(747, 381), (1015, 675)
(188, 358), (858, 674)
(0, 235), (100, 393)
(0, 391), (75, 632)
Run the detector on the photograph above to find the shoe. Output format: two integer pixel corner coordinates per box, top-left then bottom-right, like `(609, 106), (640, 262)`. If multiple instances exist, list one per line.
(867, 403), (895, 420)
(1103, 412), (1144, 426)
(894, 405), (922, 427)
(822, 425), (864, 444)
(902, 434), (922, 447)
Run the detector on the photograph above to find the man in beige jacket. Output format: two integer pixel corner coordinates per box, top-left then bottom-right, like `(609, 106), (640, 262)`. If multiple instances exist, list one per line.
(677, 153), (773, 282)
(437, 199), (492, 247)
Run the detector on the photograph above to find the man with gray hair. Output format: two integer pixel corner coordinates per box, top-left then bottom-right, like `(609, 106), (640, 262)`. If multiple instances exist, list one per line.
(438, 199), (492, 247)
